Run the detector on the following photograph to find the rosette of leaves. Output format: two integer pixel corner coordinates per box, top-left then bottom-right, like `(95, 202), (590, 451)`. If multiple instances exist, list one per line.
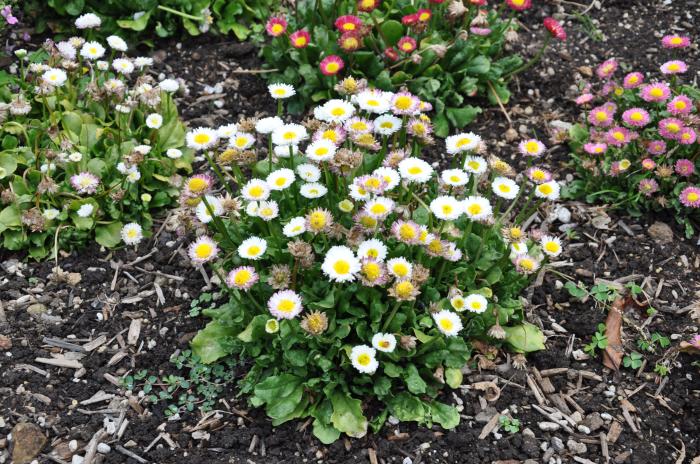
(261, 0), (527, 136)
(0, 48), (192, 258)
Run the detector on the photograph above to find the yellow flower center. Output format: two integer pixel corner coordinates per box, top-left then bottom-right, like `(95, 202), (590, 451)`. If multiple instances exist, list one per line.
(525, 141), (540, 153)
(452, 298), (464, 309)
(271, 24), (284, 34)
(394, 96), (412, 110)
(408, 166), (422, 175)
(333, 259), (351, 274)
(630, 112), (643, 121)
(357, 353), (371, 365)
(688, 192), (699, 202)
(277, 299), (295, 313)
(499, 184), (511, 193)
(471, 301), (482, 310)
(362, 262), (381, 280)
(538, 184), (553, 195)
(392, 263), (409, 277)
(467, 160), (480, 170)
(667, 63), (680, 72)
(439, 318), (454, 331)
(249, 185), (264, 198)
(274, 88), (287, 96)
(188, 178), (208, 193)
(360, 216), (377, 228)
(650, 88), (663, 98)
(595, 111), (608, 122)
(532, 170), (545, 181)
(194, 133), (211, 145)
(275, 177), (287, 186)
(309, 212), (327, 229)
(234, 270), (252, 286)
(126, 229), (138, 238)
(670, 37), (682, 45)
(330, 107), (345, 116)
(456, 137), (471, 148)
(247, 245), (261, 256)
(612, 131), (625, 141)
(545, 242), (560, 253)
(380, 122), (393, 129)
(325, 62), (340, 73)
(235, 137), (248, 148)
(667, 123), (680, 133)
(520, 258), (535, 270)
(467, 203), (482, 216)
(342, 23), (356, 31)
(343, 37), (359, 48)
(399, 224), (416, 240)
(395, 281), (414, 298)
(674, 101), (686, 110)
(370, 203), (387, 215)
(428, 239), (443, 253)
(195, 243), (213, 259)
(450, 175), (460, 183)
(366, 248), (379, 258)
(628, 76), (638, 84)
(283, 131), (296, 140)
(441, 204), (453, 215)
(379, 340), (390, 348)
(351, 121), (368, 131)
(367, 99), (379, 107)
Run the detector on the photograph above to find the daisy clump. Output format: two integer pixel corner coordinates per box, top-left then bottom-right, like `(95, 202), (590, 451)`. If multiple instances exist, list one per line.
(182, 87), (564, 442)
(0, 33), (193, 258)
(568, 35), (699, 237)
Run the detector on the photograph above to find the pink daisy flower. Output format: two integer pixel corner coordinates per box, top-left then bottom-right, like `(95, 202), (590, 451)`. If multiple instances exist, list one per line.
(584, 142), (607, 155)
(679, 186), (700, 208)
(675, 159), (695, 177)
(416, 8), (432, 21)
(397, 36), (417, 53)
(640, 82), (671, 102)
(575, 93), (594, 105)
(588, 106), (614, 127)
(525, 166), (552, 184)
(601, 81), (616, 96)
(638, 179), (659, 197)
(602, 101), (617, 113)
(266, 16), (287, 37)
(334, 15), (362, 32)
(470, 27), (492, 36)
(690, 334), (700, 349)
(621, 108), (650, 127)
(390, 91), (420, 115)
(289, 30), (311, 48)
(319, 55), (344, 76)
(679, 127), (697, 145)
(641, 158), (656, 170)
(226, 266), (259, 291)
(506, 0), (532, 11)
(658, 118), (684, 139)
(596, 59), (618, 79)
(662, 35), (691, 49)
(622, 72), (644, 89)
(646, 140), (667, 156)
(70, 172), (100, 194)
(543, 17), (566, 41)
(605, 127), (636, 147)
(660, 60), (688, 75)
(667, 95), (693, 116)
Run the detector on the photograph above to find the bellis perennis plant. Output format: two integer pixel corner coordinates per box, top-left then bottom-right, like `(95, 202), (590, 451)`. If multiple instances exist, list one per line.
(0, 34), (193, 258)
(260, 0), (565, 136)
(178, 84), (563, 442)
(567, 35), (700, 237)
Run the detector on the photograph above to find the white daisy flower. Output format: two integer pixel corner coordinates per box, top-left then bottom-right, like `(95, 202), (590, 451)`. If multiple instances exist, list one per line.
(386, 257), (413, 280)
(80, 41), (106, 60)
(238, 237), (267, 260)
(96, 60), (109, 71)
(322, 246), (361, 282)
(125, 167), (141, 183)
(43, 209), (60, 220)
(364, 196), (394, 219)
(273, 124), (308, 147)
(398, 158), (433, 183)
(159, 79), (180, 92)
(350, 345), (378, 374)
(106, 35), (128, 51)
(42, 68), (67, 87)
(186, 127), (219, 150)
(357, 238), (388, 261)
(373, 114), (402, 136)
(56, 41), (76, 60)
(68, 152), (82, 162)
(348, 184), (371, 201)
(75, 13), (101, 29)
(112, 58), (134, 75)
(255, 116), (284, 134)
(267, 168), (295, 191)
(373, 167), (401, 191)
(510, 241), (528, 256)
(166, 148), (182, 159)
(430, 196), (463, 221)
(433, 310), (463, 337)
(540, 235), (563, 257)
(519, 139), (546, 157)
(491, 177), (519, 200)
(305, 139), (337, 162)
(535, 181), (560, 200)
(275, 144), (299, 158)
(320, 99), (355, 123)
(463, 155), (488, 175)
(300, 183), (328, 199)
(229, 132), (255, 150)
(77, 204), (94, 217)
(146, 113), (163, 129)
(103, 78), (125, 92)
(464, 294), (488, 313)
(241, 179), (270, 201)
(356, 89), (391, 114)
(257, 200), (279, 221)
(268, 290), (303, 319)
(296, 163), (321, 182)
(283, 217), (307, 237)
(268, 83), (296, 99)
(134, 57), (153, 68)
(217, 123), (238, 138)
(450, 295), (466, 312)
(121, 223), (143, 245)
(134, 145), (151, 155)
(462, 196), (492, 221)
(371, 333), (396, 353)
(245, 201), (259, 217)
(446, 132), (481, 154)
(195, 195), (223, 223)
(441, 169), (469, 187)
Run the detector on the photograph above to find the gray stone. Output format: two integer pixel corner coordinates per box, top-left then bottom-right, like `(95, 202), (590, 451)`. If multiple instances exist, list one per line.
(538, 421), (560, 432)
(551, 436), (565, 452)
(567, 439), (587, 454)
(648, 221), (674, 244)
(582, 412), (605, 432)
(27, 304), (47, 317)
(10, 423), (46, 464)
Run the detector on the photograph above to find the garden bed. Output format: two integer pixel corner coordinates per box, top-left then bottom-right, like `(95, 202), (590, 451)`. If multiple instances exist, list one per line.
(1, 0), (699, 463)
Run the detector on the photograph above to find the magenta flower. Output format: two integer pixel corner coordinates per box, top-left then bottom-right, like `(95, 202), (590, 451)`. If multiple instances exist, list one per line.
(588, 106), (614, 127)
(690, 334), (700, 349)
(596, 59), (618, 79)
(679, 186), (700, 208)
(605, 127), (636, 147)
(641, 158), (656, 170)
(584, 142), (607, 155)
(678, 128), (697, 145)
(319, 55), (344, 76)
(470, 27), (492, 36)
(334, 15), (363, 32)
(660, 60), (688, 75)
(1, 5), (18, 25)
(601, 81), (616, 97)
(525, 167), (552, 184)
(646, 140), (667, 156)
(265, 16), (287, 37)
(640, 82), (671, 102)
(658, 118), (684, 139)
(638, 179), (659, 197)
(675, 159), (695, 177)
(397, 36), (417, 53)
(667, 95), (693, 116)
(623, 72), (644, 89)
(621, 108), (650, 127)
(575, 93), (594, 105)
(662, 35), (691, 49)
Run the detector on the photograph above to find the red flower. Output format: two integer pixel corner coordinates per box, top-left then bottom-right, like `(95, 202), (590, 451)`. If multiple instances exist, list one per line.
(266, 17), (287, 37)
(357, 0), (380, 12)
(320, 55), (345, 76)
(505, 0), (531, 10)
(334, 15), (363, 32)
(401, 13), (419, 26)
(289, 30), (310, 48)
(384, 47), (399, 61)
(543, 17), (566, 40)
(417, 8), (432, 22)
(397, 36), (417, 53)
(338, 31), (363, 52)
(469, 0), (487, 4)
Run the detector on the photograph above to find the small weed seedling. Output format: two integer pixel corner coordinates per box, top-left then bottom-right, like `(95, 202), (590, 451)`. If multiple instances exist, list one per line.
(622, 351), (644, 370)
(584, 323), (609, 357)
(499, 416), (521, 434)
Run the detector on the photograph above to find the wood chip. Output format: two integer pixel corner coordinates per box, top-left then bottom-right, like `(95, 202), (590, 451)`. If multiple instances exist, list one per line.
(35, 357), (83, 369)
(607, 421), (623, 443)
(127, 319), (142, 345)
(83, 335), (107, 352)
(43, 337), (86, 352)
(478, 410), (505, 439)
(80, 390), (115, 405)
(115, 445), (149, 463)
(368, 448), (378, 464)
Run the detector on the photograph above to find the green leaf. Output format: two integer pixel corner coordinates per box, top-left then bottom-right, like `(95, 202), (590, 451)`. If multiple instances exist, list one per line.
(190, 320), (237, 363)
(503, 322), (545, 353)
(0, 204), (21, 233)
(254, 374), (303, 404)
(313, 419), (341, 444)
(379, 19), (404, 46)
(404, 365), (427, 394)
(445, 106), (482, 130)
(465, 55), (491, 75)
(412, 206), (430, 225)
(117, 9), (153, 31)
(430, 401), (459, 429)
(0, 152), (18, 179)
(445, 368), (463, 389)
(330, 391), (368, 438)
(388, 392), (426, 422)
(95, 222), (123, 248)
